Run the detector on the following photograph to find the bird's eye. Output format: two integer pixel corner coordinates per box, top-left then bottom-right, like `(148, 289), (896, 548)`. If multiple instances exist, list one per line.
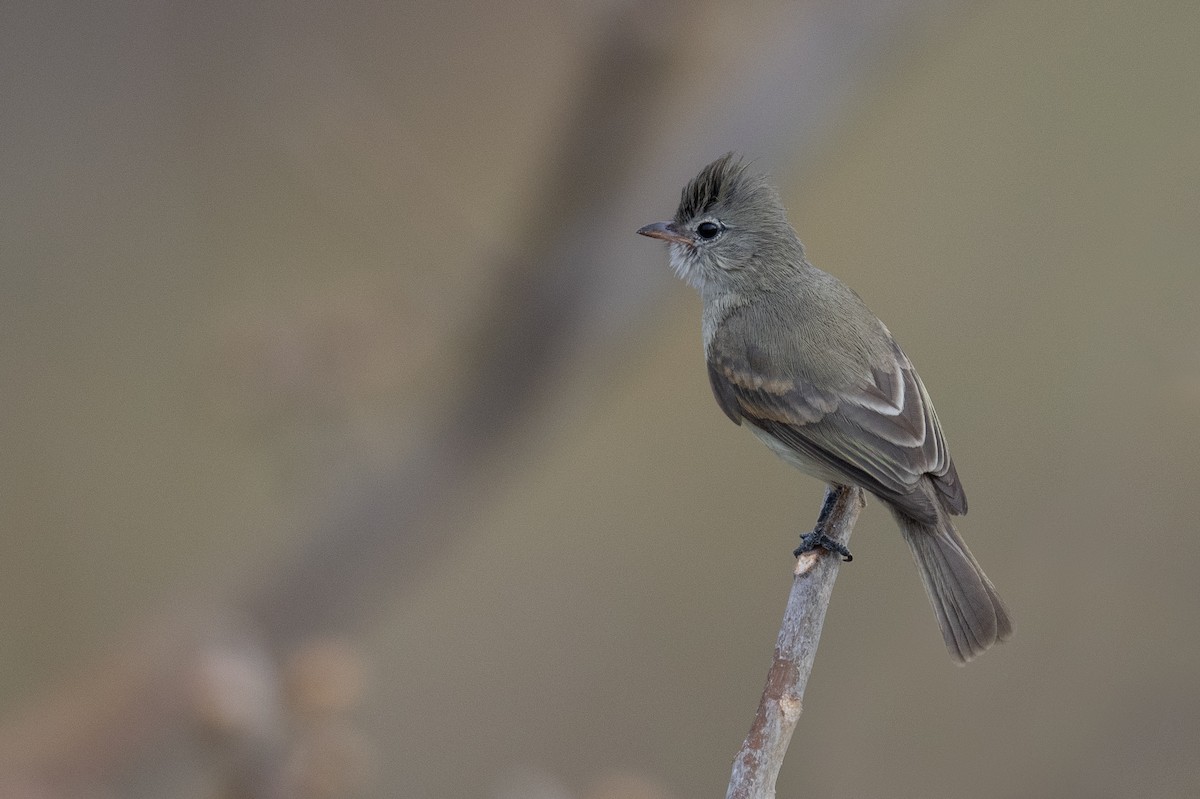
(696, 221), (723, 240)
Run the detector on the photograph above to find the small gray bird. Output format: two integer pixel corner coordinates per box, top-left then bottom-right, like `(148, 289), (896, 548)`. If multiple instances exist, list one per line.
(638, 154), (1012, 662)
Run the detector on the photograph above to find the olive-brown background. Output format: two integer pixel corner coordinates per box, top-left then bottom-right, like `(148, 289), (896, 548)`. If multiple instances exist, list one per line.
(3, 2), (1198, 797)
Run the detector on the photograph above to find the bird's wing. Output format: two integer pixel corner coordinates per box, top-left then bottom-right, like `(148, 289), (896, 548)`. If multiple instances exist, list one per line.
(707, 336), (966, 523)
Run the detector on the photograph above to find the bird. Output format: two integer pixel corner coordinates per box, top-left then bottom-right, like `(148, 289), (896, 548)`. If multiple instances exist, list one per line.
(637, 153), (1012, 662)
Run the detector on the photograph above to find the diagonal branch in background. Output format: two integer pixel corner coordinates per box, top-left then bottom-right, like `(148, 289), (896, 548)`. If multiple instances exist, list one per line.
(727, 485), (865, 799)
(246, 0), (696, 647)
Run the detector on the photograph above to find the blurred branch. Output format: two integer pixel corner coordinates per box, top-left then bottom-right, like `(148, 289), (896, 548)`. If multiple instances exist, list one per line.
(726, 485), (864, 799)
(248, 0), (695, 645)
(1, 3), (693, 795)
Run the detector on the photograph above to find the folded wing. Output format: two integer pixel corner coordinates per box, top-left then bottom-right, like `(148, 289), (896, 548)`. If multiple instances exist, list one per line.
(707, 336), (966, 523)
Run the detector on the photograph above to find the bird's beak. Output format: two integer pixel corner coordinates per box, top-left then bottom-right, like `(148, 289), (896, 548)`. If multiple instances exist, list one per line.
(637, 221), (691, 246)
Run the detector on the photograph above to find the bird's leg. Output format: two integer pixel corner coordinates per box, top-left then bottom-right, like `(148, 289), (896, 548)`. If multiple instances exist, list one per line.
(793, 484), (854, 561)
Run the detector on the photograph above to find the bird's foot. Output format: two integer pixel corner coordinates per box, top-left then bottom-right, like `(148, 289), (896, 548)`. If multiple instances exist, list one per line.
(793, 530), (853, 562)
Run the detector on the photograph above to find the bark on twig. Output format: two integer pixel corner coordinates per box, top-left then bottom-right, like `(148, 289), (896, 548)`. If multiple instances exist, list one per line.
(726, 484), (865, 799)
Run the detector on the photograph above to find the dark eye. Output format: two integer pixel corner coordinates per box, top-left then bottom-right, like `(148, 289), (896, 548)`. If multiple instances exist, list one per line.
(696, 221), (723, 240)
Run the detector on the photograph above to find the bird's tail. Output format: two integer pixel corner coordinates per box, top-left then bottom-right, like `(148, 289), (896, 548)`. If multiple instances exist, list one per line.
(893, 509), (1013, 663)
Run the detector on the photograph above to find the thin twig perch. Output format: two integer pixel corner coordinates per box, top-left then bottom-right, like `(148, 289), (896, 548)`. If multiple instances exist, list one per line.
(726, 484), (865, 799)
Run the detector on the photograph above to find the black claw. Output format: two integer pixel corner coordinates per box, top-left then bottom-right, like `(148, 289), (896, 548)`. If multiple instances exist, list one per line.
(793, 531), (853, 562)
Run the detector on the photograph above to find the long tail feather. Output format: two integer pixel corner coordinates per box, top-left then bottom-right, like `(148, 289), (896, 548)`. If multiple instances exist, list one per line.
(893, 508), (1013, 663)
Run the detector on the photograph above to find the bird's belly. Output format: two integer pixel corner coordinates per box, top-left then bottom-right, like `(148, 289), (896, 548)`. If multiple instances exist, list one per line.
(747, 424), (845, 485)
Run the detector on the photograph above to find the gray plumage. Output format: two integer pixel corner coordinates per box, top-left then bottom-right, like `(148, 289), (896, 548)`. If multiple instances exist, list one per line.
(639, 153), (1012, 662)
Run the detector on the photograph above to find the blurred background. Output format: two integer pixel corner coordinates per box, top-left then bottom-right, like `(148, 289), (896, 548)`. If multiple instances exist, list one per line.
(2, 1), (1199, 797)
